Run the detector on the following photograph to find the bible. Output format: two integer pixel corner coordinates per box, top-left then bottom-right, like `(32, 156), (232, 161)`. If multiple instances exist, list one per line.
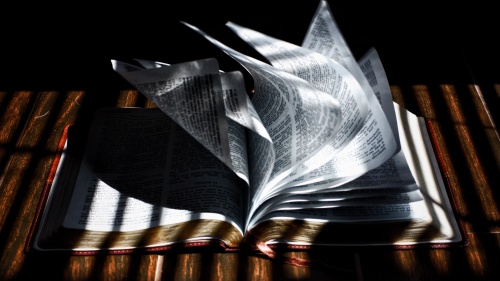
(28, 1), (464, 254)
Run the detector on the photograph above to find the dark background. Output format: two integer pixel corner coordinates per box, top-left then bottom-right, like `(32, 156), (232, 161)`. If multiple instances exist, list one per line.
(1, 1), (498, 121)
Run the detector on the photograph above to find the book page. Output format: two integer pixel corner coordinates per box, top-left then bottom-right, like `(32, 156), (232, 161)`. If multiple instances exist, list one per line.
(225, 19), (398, 190)
(291, 0), (399, 181)
(219, 70), (281, 222)
(220, 71), (271, 186)
(269, 189), (424, 211)
(255, 47), (424, 222)
(114, 60), (256, 186)
(115, 60), (275, 205)
(226, 21), (368, 171)
(275, 48), (416, 192)
(112, 58), (233, 170)
(249, 117), (420, 224)
(249, 104), (461, 244)
(358, 48), (400, 145)
(248, 184), (421, 227)
(253, 201), (431, 227)
(395, 104), (462, 242)
(63, 108), (246, 233)
(182, 22), (345, 223)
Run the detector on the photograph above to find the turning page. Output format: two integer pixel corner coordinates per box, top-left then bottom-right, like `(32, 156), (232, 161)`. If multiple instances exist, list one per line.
(225, 17), (398, 189)
(182, 22), (344, 223)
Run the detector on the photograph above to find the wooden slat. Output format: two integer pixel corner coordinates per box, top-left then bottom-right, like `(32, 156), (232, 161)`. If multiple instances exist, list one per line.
(0, 65), (499, 280)
(0, 92), (35, 228)
(0, 91), (84, 278)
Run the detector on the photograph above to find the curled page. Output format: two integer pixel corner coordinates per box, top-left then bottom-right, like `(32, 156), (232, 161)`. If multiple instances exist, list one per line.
(111, 58), (233, 170)
(227, 1), (399, 190)
(302, 1), (399, 143)
(225, 22), (370, 184)
(128, 59), (276, 215)
(181, 22), (343, 218)
(220, 71), (276, 211)
(270, 189), (424, 211)
(130, 59), (269, 185)
(358, 48), (400, 145)
(279, 49), (414, 192)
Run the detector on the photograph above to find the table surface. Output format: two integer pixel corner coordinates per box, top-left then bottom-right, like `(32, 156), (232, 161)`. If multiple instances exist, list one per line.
(1, 2), (499, 280)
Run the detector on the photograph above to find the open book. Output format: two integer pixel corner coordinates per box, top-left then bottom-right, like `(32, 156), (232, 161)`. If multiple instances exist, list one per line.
(29, 1), (463, 254)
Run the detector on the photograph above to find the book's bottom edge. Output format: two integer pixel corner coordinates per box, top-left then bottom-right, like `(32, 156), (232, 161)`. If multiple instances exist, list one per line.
(29, 236), (469, 257)
(29, 239), (242, 255)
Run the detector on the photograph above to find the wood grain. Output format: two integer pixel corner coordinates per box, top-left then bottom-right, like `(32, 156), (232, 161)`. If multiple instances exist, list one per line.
(0, 62), (499, 280)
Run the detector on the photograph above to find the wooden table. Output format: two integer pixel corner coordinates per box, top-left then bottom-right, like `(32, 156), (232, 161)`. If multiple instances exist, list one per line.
(1, 2), (499, 280)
